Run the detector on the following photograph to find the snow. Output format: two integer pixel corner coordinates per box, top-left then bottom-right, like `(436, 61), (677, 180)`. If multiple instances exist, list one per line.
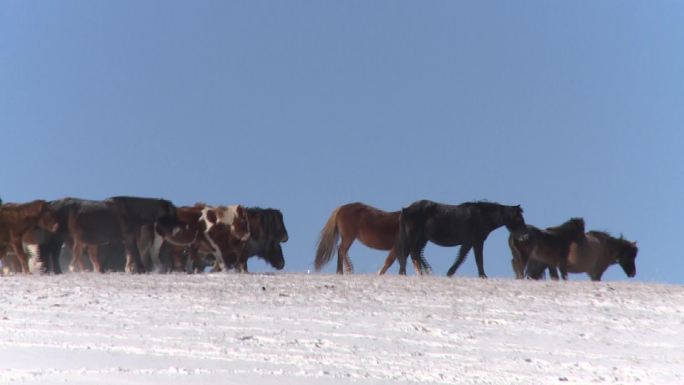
(0, 273), (682, 384)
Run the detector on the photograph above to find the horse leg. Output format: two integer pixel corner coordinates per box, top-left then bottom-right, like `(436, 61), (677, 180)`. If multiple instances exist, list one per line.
(511, 258), (524, 279)
(336, 237), (353, 274)
(377, 248), (397, 275)
(558, 260), (568, 280)
(123, 234), (146, 274)
(410, 248), (425, 275)
(472, 242), (487, 278)
(86, 245), (103, 273)
(70, 240), (86, 273)
(547, 266), (560, 280)
(9, 241), (31, 274)
(447, 243), (472, 277)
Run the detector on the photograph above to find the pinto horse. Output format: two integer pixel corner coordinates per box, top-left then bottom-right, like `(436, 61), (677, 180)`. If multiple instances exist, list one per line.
(0, 200), (58, 273)
(140, 203), (250, 273)
(234, 207), (288, 272)
(523, 231), (637, 281)
(395, 200), (526, 277)
(508, 218), (586, 280)
(315, 202), (426, 275)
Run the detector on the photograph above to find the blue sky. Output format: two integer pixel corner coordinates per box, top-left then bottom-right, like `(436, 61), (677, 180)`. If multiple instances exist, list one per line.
(2, 1), (683, 282)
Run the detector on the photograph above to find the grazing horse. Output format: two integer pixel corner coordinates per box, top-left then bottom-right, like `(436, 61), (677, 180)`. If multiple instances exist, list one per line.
(395, 200), (526, 277)
(508, 218), (586, 280)
(523, 231), (638, 281)
(105, 196), (179, 273)
(0, 200), (59, 273)
(234, 207), (288, 272)
(314, 202), (425, 275)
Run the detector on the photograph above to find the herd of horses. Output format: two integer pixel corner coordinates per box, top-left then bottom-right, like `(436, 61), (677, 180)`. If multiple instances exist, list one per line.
(0, 197), (638, 281)
(315, 200), (638, 281)
(0, 197), (288, 274)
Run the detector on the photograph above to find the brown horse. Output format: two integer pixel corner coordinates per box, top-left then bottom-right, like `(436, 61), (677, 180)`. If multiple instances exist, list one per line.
(314, 202), (424, 275)
(509, 218), (586, 280)
(524, 231), (638, 281)
(0, 200), (59, 273)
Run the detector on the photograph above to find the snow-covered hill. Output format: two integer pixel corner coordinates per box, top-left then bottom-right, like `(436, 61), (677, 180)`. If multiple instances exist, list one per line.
(0, 273), (681, 384)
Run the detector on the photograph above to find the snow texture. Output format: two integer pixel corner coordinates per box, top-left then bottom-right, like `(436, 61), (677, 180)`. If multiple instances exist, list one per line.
(0, 273), (681, 384)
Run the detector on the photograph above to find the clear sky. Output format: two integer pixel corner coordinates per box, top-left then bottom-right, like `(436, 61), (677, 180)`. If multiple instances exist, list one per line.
(2, 1), (683, 283)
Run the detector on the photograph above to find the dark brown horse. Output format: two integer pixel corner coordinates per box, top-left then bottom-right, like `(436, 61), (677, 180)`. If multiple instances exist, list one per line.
(509, 218), (587, 280)
(523, 231), (638, 281)
(0, 200), (59, 273)
(395, 200), (526, 277)
(66, 199), (123, 273)
(314, 202), (424, 275)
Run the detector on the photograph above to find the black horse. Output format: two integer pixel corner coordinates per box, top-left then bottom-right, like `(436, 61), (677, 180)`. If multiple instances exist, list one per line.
(235, 208), (288, 272)
(508, 218), (586, 280)
(395, 200), (526, 277)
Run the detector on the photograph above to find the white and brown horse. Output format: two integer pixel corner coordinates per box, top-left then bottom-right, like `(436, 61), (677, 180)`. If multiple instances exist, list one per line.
(0, 200), (59, 273)
(141, 204), (250, 273)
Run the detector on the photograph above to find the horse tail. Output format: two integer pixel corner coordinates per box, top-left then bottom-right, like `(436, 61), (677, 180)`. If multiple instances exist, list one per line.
(395, 208), (412, 264)
(314, 207), (341, 271)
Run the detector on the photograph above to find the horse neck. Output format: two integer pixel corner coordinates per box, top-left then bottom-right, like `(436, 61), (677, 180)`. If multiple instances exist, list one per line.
(480, 204), (507, 232)
(0, 205), (41, 227)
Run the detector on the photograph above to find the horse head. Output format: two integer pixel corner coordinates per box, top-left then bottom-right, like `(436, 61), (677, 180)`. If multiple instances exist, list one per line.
(503, 204), (526, 232)
(617, 238), (638, 278)
(37, 201), (59, 233)
(261, 241), (285, 270)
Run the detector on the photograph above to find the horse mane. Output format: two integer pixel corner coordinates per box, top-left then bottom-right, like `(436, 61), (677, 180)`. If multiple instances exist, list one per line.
(247, 207), (284, 240)
(588, 230), (637, 253)
(546, 217), (584, 234)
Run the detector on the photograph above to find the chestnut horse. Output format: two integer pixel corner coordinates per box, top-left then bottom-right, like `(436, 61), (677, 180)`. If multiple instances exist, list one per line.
(0, 200), (59, 273)
(509, 218), (587, 280)
(523, 231), (638, 281)
(314, 202), (425, 275)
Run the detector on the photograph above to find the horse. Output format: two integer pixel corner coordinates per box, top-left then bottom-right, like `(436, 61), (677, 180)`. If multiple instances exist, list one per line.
(523, 231), (637, 281)
(139, 203), (250, 273)
(104, 196), (180, 273)
(508, 218), (587, 280)
(234, 207), (288, 272)
(0, 200), (59, 273)
(314, 202), (426, 275)
(395, 200), (526, 277)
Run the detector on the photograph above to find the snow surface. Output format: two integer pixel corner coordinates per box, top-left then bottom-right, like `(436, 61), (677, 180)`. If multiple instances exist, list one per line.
(0, 273), (682, 384)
